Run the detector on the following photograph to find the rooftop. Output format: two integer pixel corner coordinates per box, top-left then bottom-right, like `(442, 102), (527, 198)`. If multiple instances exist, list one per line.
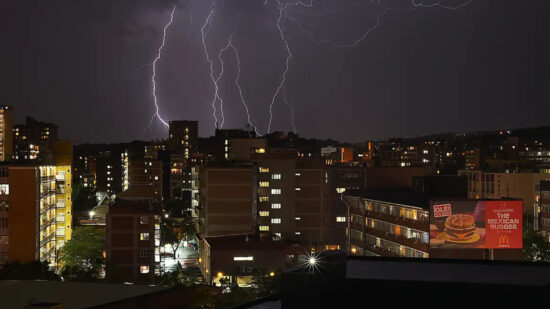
(0, 280), (167, 309)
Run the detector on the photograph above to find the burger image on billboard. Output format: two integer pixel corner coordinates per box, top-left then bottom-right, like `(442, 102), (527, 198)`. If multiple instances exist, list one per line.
(444, 214), (476, 242)
(430, 200), (522, 249)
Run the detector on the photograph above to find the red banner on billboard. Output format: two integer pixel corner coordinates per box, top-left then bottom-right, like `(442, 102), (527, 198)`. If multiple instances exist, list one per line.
(485, 201), (522, 249)
(430, 200), (523, 249)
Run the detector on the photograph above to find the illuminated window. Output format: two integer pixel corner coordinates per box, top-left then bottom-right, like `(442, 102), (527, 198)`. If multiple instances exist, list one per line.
(140, 266), (150, 274)
(271, 174), (281, 180)
(294, 231), (301, 235)
(259, 167), (269, 173)
(0, 184), (8, 195)
(255, 148), (266, 153)
(259, 211), (269, 217)
(259, 225), (269, 231)
(259, 196), (269, 202)
(271, 218), (281, 224)
(295, 188), (301, 191)
(336, 216), (346, 222)
(233, 256), (254, 261)
(271, 203), (281, 209)
(259, 182), (269, 187)
(140, 233), (150, 240)
(295, 173), (301, 176)
(274, 233), (281, 240)
(271, 189), (281, 195)
(295, 217), (301, 221)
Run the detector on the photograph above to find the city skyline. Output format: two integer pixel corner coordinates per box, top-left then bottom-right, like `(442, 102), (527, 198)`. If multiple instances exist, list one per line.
(3, 0), (550, 143)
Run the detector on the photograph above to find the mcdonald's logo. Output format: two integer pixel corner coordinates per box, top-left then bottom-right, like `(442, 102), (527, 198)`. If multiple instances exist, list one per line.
(499, 235), (509, 244)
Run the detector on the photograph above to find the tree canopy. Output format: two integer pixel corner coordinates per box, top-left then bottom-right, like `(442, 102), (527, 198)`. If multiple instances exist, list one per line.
(524, 225), (550, 262)
(0, 261), (60, 281)
(58, 226), (105, 279)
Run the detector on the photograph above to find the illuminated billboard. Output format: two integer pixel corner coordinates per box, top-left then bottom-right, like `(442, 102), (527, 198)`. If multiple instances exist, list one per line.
(430, 200), (522, 249)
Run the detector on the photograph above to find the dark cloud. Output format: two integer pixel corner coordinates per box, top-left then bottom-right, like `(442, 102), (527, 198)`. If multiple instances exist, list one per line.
(1, 0), (550, 143)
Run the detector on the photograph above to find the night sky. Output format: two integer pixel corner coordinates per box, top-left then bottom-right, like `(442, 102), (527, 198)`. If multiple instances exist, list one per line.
(2, 0), (550, 143)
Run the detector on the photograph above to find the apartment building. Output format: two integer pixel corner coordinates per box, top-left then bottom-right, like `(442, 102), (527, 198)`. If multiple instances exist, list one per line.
(193, 165), (256, 237)
(252, 148), (344, 251)
(538, 180), (550, 238)
(0, 164), (72, 267)
(0, 106), (13, 162)
(106, 198), (161, 283)
(459, 169), (550, 217)
(126, 160), (163, 200)
(343, 191), (430, 258)
(168, 120), (198, 159)
(13, 117), (58, 162)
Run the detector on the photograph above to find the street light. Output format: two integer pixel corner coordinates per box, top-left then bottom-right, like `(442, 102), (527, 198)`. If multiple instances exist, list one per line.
(309, 257), (316, 265)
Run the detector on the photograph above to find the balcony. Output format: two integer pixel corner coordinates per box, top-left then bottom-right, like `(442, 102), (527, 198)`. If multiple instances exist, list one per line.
(40, 203), (55, 214)
(40, 233), (55, 247)
(366, 210), (429, 232)
(365, 227), (429, 253)
(56, 200), (65, 209)
(350, 222), (364, 232)
(350, 238), (364, 248)
(364, 245), (400, 258)
(40, 217), (56, 230)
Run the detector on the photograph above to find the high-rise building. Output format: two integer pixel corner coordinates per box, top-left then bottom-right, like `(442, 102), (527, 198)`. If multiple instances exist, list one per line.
(193, 165), (256, 237)
(538, 180), (550, 239)
(126, 160), (163, 200)
(0, 106), (13, 162)
(106, 198), (161, 283)
(168, 121), (198, 159)
(459, 169), (550, 218)
(252, 148), (342, 251)
(343, 191), (430, 258)
(13, 117), (58, 162)
(214, 129), (256, 162)
(0, 164), (72, 267)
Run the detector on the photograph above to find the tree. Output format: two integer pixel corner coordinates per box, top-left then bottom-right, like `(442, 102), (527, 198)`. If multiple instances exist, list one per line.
(162, 217), (196, 256)
(524, 225), (550, 262)
(251, 268), (282, 297)
(154, 262), (201, 287)
(73, 183), (97, 213)
(213, 283), (255, 309)
(0, 261), (60, 281)
(58, 226), (105, 279)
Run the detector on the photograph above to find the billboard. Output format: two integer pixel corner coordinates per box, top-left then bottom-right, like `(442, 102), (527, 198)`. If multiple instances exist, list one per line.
(430, 200), (522, 249)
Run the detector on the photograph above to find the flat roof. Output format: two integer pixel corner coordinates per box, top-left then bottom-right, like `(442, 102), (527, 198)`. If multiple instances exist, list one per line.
(346, 189), (431, 209)
(205, 234), (284, 251)
(0, 280), (167, 309)
(346, 256), (550, 286)
(346, 190), (522, 210)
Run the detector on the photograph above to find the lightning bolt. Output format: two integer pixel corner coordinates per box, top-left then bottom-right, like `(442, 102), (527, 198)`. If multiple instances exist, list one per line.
(293, 1), (357, 18)
(411, 0), (473, 10)
(229, 39), (260, 136)
(282, 88), (296, 133)
(143, 1), (472, 137)
(200, 7), (220, 129)
(285, 3), (390, 49)
(286, 0), (472, 48)
(215, 34), (236, 129)
(267, 1), (293, 134)
(149, 5), (177, 130)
